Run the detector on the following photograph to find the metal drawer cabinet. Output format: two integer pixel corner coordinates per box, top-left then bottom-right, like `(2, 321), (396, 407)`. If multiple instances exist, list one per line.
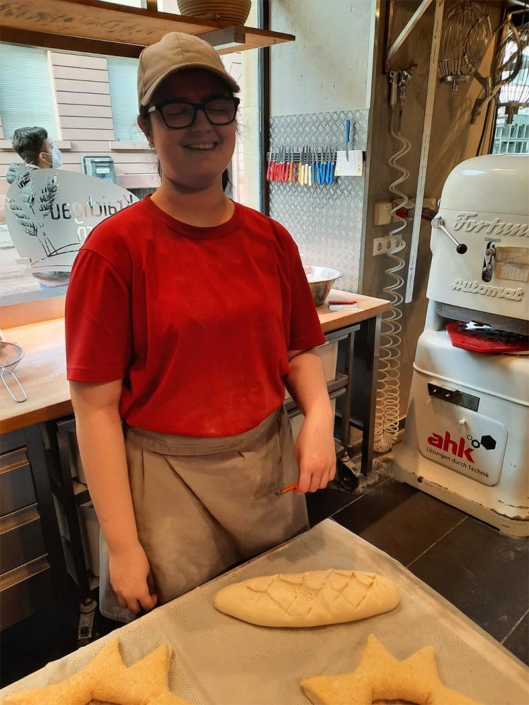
(0, 426), (73, 633)
(0, 505), (47, 575)
(0, 501), (54, 631)
(0, 557), (56, 631)
(0, 448), (37, 517)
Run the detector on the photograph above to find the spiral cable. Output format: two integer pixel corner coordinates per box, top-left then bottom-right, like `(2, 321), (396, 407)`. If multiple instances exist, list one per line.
(374, 108), (411, 453)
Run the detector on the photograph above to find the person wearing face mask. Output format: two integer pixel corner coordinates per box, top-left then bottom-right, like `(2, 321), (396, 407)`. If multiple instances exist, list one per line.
(65, 32), (336, 624)
(7, 126), (68, 288)
(9, 126), (63, 171)
(41, 143), (63, 169)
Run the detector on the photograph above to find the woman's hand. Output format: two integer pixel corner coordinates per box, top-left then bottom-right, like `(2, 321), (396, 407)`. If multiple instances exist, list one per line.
(285, 349), (337, 493)
(109, 542), (158, 615)
(294, 412), (336, 493)
(71, 380), (155, 614)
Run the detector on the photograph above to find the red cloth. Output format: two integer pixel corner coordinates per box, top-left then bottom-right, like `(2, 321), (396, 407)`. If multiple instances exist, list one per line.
(65, 197), (325, 437)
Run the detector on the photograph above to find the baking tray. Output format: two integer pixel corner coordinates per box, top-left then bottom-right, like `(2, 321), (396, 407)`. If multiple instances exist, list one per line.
(1, 520), (527, 704)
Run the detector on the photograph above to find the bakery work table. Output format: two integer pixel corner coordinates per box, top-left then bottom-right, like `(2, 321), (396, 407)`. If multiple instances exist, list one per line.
(1, 519), (526, 704)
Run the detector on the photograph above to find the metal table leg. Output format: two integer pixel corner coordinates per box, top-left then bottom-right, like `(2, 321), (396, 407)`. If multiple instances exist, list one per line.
(51, 419), (98, 646)
(340, 329), (354, 455)
(336, 328), (361, 491)
(353, 314), (382, 475)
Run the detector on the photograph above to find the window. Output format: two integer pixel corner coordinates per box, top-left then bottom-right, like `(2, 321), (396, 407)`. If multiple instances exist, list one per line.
(107, 57), (146, 142)
(491, 28), (529, 155)
(99, 0), (144, 6)
(221, 2), (263, 213)
(0, 44), (58, 139)
(492, 108), (529, 154)
(0, 29), (263, 307)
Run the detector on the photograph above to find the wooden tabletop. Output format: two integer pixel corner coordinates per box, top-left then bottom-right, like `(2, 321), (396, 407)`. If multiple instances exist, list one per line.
(316, 290), (390, 333)
(0, 319), (72, 434)
(0, 292), (389, 433)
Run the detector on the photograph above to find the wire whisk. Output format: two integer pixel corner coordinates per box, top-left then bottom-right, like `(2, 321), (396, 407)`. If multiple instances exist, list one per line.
(438, 0), (492, 90)
(471, 14), (526, 123)
(496, 20), (529, 123)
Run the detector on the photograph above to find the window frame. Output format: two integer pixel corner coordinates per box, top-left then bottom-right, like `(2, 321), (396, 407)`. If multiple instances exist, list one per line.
(0, 18), (268, 317)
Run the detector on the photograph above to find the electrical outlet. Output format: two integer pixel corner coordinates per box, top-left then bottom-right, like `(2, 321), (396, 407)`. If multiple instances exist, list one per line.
(373, 235), (406, 256)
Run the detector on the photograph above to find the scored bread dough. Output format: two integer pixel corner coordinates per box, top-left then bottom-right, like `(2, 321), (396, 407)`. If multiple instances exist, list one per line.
(213, 569), (400, 627)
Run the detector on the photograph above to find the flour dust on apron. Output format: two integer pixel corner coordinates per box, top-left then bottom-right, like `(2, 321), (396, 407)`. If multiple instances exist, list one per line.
(99, 406), (308, 623)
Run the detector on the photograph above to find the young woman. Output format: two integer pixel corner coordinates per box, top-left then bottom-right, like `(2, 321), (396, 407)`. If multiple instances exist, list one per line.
(65, 32), (336, 623)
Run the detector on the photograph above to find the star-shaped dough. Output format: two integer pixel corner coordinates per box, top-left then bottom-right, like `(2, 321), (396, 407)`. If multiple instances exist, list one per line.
(3, 638), (193, 705)
(301, 634), (484, 705)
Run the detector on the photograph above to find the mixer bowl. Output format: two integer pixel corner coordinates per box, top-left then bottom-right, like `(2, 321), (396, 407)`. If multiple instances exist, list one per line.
(303, 266), (343, 307)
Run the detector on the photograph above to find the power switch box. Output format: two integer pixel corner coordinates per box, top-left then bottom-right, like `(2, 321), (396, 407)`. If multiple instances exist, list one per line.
(374, 202), (393, 226)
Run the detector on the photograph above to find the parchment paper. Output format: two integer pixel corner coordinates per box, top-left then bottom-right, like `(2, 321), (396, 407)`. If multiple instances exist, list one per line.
(1, 520), (527, 705)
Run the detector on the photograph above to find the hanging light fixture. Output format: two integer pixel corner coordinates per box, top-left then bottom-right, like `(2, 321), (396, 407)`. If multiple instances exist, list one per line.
(438, 0), (492, 90)
(496, 20), (529, 124)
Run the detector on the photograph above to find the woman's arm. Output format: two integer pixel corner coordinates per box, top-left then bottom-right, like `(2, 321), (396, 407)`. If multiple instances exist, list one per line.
(70, 380), (157, 614)
(285, 349), (336, 494)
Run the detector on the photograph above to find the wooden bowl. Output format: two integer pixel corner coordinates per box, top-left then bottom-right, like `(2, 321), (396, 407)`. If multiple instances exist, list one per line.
(178, 1), (252, 25)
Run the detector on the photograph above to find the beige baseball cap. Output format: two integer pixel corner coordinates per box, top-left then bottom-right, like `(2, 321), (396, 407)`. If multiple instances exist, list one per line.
(138, 32), (240, 108)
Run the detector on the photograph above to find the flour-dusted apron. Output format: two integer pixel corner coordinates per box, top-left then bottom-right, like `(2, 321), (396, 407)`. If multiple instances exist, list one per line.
(99, 406), (309, 622)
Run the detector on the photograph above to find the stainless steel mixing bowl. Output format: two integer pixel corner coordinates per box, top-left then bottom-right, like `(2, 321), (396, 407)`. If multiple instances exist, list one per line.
(303, 266), (343, 307)
(0, 341), (27, 402)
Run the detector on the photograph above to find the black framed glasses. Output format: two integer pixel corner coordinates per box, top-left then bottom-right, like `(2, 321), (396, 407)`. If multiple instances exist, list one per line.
(147, 97), (240, 129)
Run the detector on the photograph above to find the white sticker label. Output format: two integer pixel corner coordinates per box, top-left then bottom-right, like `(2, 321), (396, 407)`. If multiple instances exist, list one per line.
(335, 150), (363, 176)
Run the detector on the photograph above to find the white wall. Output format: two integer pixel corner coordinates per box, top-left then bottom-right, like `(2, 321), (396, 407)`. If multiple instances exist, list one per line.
(238, 1), (261, 212)
(99, 0), (143, 6)
(270, 0), (377, 116)
(158, 0), (179, 11)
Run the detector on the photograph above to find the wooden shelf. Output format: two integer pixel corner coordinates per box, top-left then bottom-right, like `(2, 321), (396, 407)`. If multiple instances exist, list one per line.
(0, 0), (295, 58)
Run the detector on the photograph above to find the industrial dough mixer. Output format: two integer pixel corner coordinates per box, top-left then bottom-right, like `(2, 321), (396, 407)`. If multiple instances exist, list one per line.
(393, 154), (529, 536)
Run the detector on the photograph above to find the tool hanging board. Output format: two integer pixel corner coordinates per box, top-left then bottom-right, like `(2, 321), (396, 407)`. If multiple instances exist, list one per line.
(269, 109), (369, 294)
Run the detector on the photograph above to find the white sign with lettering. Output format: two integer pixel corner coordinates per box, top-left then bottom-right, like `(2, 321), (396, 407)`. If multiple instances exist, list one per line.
(5, 167), (138, 274)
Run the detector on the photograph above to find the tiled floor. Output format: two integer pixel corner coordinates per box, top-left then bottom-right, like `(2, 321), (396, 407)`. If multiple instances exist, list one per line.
(1, 469), (528, 689)
(307, 474), (529, 666)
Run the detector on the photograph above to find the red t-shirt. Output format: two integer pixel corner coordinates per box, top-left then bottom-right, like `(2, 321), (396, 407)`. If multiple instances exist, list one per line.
(65, 197), (325, 437)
